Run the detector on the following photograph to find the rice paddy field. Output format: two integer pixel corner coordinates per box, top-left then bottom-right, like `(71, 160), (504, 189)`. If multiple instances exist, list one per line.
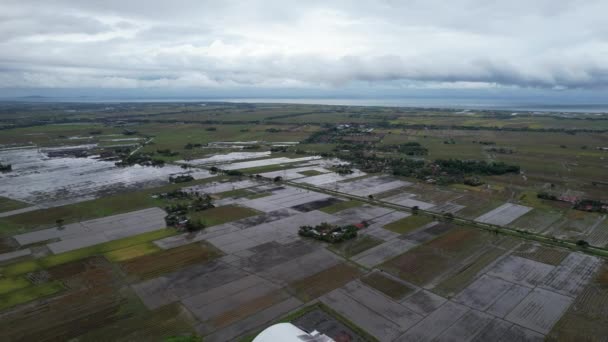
(1, 102), (608, 341)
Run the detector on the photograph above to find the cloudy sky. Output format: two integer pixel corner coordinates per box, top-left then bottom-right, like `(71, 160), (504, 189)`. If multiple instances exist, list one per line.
(1, 0), (608, 98)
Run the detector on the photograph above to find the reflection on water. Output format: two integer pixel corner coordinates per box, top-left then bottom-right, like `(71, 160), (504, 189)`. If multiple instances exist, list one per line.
(0, 147), (211, 207)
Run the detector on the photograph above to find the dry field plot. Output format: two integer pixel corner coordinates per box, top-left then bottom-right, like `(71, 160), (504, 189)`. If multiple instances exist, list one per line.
(586, 218), (608, 248)
(453, 193), (508, 220)
(288, 263), (362, 301)
(487, 255), (555, 288)
(121, 242), (222, 280)
(513, 243), (569, 266)
(383, 215), (432, 234)
(381, 228), (495, 286)
(548, 210), (604, 240)
(508, 209), (563, 233)
(361, 271), (414, 300)
(329, 235), (384, 259)
(433, 242), (514, 298)
(72, 303), (198, 342)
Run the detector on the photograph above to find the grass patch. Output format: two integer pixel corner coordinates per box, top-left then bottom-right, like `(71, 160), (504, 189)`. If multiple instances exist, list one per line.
(384, 215), (433, 234)
(120, 242), (222, 280)
(361, 272), (414, 300)
(0, 197), (29, 212)
(289, 263), (362, 302)
(0, 276), (31, 295)
(329, 235), (383, 258)
(238, 163), (302, 174)
(319, 200), (364, 214)
(381, 228), (494, 286)
(2, 229), (177, 276)
(513, 243), (570, 266)
(104, 242), (161, 262)
(2, 259), (41, 276)
(517, 190), (557, 210)
(216, 188), (252, 199)
(298, 169), (325, 177)
(246, 192), (272, 199)
(0, 281), (64, 310)
(189, 205), (259, 227)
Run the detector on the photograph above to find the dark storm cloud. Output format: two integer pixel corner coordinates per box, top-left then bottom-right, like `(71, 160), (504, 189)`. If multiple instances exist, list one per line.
(0, 0), (607, 90)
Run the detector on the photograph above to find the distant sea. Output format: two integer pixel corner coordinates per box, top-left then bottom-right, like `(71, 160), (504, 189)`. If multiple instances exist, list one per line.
(4, 96), (608, 114)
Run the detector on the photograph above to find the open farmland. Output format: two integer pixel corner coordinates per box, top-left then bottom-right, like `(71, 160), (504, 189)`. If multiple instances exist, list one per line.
(0, 102), (607, 341)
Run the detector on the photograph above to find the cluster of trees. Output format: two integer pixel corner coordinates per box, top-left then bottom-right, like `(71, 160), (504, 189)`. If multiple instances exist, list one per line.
(155, 189), (193, 200)
(334, 148), (519, 185)
(574, 199), (608, 213)
(0, 162), (12, 173)
(537, 192), (608, 214)
(122, 129), (138, 135)
(243, 144), (262, 150)
(433, 159), (520, 176)
(333, 164), (354, 175)
(298, 222), (358, 243)
(163, 193), (214, 232)
(157, 149), (179, 157)
(169, 175), (194, 183)
(270, 146), (288, 153)
(463, 177), (484, 186)
(486, 147), (515, 154)
(378, 142), (428, 156)
(209, 166), (243, 177)
(537, 192), (559, 201)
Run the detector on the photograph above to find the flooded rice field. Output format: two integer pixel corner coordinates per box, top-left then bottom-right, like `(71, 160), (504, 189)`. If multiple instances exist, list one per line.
(177, 151), (271, 165)
(0, 146), (211, 207)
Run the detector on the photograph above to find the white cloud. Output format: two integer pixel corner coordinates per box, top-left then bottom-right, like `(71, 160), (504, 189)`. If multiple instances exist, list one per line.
(0, 0), (607, 90)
